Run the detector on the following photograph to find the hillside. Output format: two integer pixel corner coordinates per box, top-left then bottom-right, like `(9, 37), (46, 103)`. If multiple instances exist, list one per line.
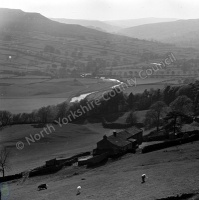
(0, 8), (197, 64)
(7, 140), (199, 200)
(0, 123), (106, 174)
(50, 18), (177, 33)
(0, 8), (112, 39)
(51, 18), (121, 33)
(119, 19), (199, 49)
(0, 8), (198, 76)
(105, 17), (178, 28)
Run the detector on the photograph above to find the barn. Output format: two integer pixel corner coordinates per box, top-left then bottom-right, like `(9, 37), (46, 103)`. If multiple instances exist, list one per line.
(126, 127), (143, 145)
(94, 127), (143, 156)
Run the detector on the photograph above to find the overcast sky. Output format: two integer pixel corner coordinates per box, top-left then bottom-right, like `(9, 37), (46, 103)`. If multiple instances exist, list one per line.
(0, 0), (198, 20)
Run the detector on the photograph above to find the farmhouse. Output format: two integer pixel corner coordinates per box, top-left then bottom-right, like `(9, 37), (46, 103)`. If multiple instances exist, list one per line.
(94, 127), (143, 156)
(126, 127), (143, 144)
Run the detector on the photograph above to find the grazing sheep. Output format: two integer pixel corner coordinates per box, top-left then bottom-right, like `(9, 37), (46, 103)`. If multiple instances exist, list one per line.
(38, 184), (48, 191)
(141, 174), (147, 183)
(76, 186), (81, 195)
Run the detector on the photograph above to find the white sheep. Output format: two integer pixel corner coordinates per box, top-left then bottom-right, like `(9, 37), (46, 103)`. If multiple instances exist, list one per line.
(76, 186), (81, 195)
(141, 174), (148, 183)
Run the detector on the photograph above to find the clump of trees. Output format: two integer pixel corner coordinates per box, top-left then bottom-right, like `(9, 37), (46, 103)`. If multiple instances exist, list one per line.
(144, 94), (194, 135)
(126, 111), (137, 125)
(0, 111), (12, 127)
(144, 101), (167, 131)
(164, 95), (193, 135)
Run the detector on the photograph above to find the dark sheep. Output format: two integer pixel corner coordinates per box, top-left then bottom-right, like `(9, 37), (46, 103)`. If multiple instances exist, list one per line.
(38, 184), (48, 191)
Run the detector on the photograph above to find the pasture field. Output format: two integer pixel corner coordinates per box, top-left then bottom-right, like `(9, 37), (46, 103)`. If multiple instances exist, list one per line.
(0, 77), (117, 113)
(0, 123), (107, 175)
(123, 83), (165, 94)
(0, 76), (172, 113)
(88, 77), (171, 101)
(6, 137), (199, 200)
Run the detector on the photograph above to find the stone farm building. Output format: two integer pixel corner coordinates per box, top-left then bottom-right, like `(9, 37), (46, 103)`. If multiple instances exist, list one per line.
(94, 127), (143, 156)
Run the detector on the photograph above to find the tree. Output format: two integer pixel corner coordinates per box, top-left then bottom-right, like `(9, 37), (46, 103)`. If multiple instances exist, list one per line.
(163, 85), (180, 105)
(127, 93), (135, 110)
(164, 111), (186, 135)
(144, 110), (157, 130)
(170, 95), (193, 114)
(56, 102), (69, 120)
(126, 111), (137, 125)
(144, 101), (167, 131)
(0, 111), (12, 127)
(164, 95), (193, 135)
(0, 147), (11, 177)
(37, 107), (49, 124)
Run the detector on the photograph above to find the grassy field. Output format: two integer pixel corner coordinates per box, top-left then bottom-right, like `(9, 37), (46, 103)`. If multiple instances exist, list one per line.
(5, 139), (199, 200)
(0, 77), (118, 113)
(0, 123), (109, 175)
(0, 76), (171, 113)
(1, 118), (199, 200)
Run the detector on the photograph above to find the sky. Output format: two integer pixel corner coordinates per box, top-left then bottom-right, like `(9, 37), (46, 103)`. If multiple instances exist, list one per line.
(0, 0), (199, 20)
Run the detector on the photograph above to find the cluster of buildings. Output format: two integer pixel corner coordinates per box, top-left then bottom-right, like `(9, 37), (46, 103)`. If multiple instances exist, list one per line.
(93, 127), (143, 156)
(45, 127), (143, 168)
(78, 127), (143, 166)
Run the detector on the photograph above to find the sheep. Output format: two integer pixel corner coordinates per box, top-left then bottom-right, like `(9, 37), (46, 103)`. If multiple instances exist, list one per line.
(76, 186), (81, 195)
(141, 174), (148, 183)
(38, 184), (48, 191)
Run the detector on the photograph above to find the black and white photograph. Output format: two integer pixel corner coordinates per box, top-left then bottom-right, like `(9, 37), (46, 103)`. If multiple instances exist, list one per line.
(0, 0), (199, 199)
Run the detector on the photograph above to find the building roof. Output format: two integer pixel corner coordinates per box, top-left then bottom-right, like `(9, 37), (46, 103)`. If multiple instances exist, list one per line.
(97, 127), (142, 148)
(113, 130), (133, 140)
(128, 138), (137, 143)
(125, 127), (143, 135)
(105, 128), (140, 147)
(107, 135), (131, 147)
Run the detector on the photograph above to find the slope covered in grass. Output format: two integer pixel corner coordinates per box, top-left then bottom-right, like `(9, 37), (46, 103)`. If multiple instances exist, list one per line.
(0, 123), (103, 174)
(7, 141), (199, 200)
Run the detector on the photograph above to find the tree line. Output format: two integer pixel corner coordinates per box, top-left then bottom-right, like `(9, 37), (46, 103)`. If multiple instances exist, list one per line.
(1, 81), (199, 128)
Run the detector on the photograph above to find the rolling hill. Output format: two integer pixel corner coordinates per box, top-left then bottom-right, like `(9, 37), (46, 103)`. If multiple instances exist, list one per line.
(51, 18), (121, 33)
(105, 17), (178, 28)
(119, 18), (199, 49)
(0, 8), (197, 66)
(0, 9), (198, 113)
(0, 8), (112, 39)
(6, 133), (199, 200)
(0, 123), (105, 174)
